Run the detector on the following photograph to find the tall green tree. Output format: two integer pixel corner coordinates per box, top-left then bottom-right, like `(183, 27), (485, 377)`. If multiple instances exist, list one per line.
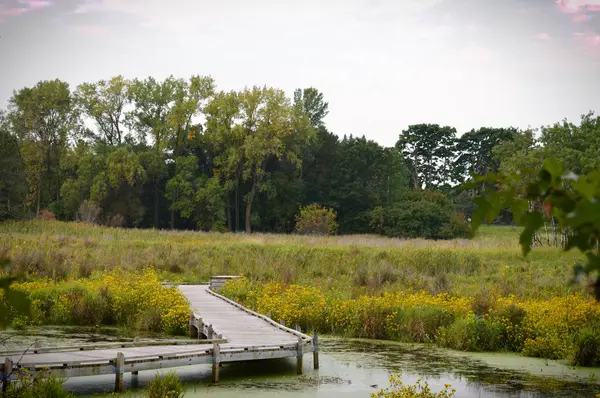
(454, 127), (518, 184)
(540, 112), (600, 175)
(166, 75), (215, 157)
(329, 136), (408, 233)
(75, 76), (130, 145)
(293, 87), (329, 129)
(60, 141), (103, 218)
(206, 86), (314, 232)
(240, 86), (296, 233)
(165, 155), (201, 220)
(91, 147), (147, 226)
(127, 76), (177, 227)
(9, 79), (78, 216)
(301, 126), (339, 206)
(396, 124), (457, 190)
(0, 111), (26, 219)
(204, 90), (244, 231)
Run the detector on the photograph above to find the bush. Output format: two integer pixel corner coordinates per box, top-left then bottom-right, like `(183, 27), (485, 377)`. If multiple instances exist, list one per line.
(10, 269), (190, 334)
(295, 204), (338, 235)
(521, 333), (571, 360)
(571, 327), (600, 366)
(77, 200), (101, 224)
(105, 213), (125, 228)
(380, 191), (469, 240)
(145, 371), (184, 398)
(428, 314), (507, 352)
(38, 209), (56, 220)
(372, 373), (455, 398)
(388, 306), (455, 343)
(5, 370), (74, 398)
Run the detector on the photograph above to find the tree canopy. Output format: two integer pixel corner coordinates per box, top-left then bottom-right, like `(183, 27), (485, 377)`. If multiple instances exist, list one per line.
(2, 75), (598, 242)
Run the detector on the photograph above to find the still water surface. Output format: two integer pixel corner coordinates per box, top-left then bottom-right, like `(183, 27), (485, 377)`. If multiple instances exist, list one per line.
(3, 328), (600, 397)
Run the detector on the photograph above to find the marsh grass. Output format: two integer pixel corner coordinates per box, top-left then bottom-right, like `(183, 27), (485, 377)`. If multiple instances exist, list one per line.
(2, 220), (600, 365)
(0, 220), (586, 300)
(145, 371), (184, 398)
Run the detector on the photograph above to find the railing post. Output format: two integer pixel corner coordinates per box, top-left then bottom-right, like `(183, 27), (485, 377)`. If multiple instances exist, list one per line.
(197, 318), (204, 339)
(115, 352), (124, 393)
(313, 330), (319, 370)
(2, 357), (13, 394)
(189, 311), (196, 339)
(207, 324), (214, 340)
(296, 335), (303, 375)
(266, 311), (271, 319)
(212, 343), (220, 384)
(280, 319), (286, 327)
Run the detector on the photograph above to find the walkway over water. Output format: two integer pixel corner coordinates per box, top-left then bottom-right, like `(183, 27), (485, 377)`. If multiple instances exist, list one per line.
(1, 283), (318, 393)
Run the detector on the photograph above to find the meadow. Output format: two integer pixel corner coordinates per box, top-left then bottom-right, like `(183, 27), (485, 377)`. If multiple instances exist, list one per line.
(1, 220), (599, 367)
(0, 220), (587, 299)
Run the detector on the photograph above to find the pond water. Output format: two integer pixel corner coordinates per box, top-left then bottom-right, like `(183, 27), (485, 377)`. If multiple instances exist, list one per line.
(2, 328), (600, 397)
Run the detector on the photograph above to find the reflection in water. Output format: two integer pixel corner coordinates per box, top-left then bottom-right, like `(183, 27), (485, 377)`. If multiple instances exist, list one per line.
(2, 328), (599, 397)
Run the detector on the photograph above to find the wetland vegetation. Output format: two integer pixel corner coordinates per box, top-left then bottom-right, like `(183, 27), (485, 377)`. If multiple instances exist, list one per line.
(0, 74), (599, 396)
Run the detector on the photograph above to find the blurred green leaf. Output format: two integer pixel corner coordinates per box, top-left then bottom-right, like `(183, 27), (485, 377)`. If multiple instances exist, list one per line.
(519, 212), (545, 256)
(543, 158), (563, 179)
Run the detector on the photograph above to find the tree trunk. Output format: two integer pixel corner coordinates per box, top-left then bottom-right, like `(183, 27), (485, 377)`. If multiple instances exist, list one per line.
(154, 178), (159, 228)
(234, 184), (239, 232)
(245, 174), (259, 233)
(36, 181), (41, 217)
(226, 194), (232, 231)
(170, 190), (176, 230)
(245, 197), (252, 233)
(552, 217), (558, 247)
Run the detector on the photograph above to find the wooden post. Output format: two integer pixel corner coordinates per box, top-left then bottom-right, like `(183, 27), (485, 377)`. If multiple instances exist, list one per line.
(207, 324), (214, 340)
(2, 357), (13, 394)
(266, 311), (271, 319)
(280, 319), (286, 327)
(313, 330), (319, 370)
(34, 340), (42, 354)
(212, 343), (220, 384)
(189, 312), (196, 339)
(296, 335), (303, 375)
(115, 352), (124, 393)
(296, 325), (301, 333)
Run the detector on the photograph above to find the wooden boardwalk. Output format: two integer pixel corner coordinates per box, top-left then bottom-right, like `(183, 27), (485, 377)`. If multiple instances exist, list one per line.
(1, 283), (318, 393)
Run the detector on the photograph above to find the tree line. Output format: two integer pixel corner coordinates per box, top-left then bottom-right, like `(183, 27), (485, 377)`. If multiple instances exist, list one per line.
(0, 75), (598, 238)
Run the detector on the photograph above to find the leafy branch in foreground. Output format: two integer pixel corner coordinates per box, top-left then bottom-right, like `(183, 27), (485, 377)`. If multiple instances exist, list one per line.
(465, 158), (600, 299)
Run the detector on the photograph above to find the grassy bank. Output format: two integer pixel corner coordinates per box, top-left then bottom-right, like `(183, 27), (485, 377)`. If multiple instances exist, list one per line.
(0, 220), (589, 299)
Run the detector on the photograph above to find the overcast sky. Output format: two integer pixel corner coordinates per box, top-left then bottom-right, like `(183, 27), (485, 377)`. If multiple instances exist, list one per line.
(1, 0), (599, 146)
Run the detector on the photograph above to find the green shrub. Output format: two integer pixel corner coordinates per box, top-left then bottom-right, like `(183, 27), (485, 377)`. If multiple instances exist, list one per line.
(295, 204), (338, 235)
(6, 370), (74, 398)
(389, 306), (454, 343)
(372, 373), (455, 398)
(437, 315), (505, 352)
(380, 190), (469, 240)
(145, 371), (184, 398)
(437, 317), (472, 351)
(571, 327), (600, 366)
(521, 333), (572, 360)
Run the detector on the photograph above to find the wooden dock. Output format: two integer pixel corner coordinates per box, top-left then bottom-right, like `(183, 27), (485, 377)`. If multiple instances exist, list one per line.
(1, 284), (318, 393)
